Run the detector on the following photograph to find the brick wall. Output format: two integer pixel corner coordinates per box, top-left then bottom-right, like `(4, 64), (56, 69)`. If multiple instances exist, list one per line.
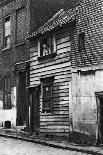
(71, 0), (103, 67)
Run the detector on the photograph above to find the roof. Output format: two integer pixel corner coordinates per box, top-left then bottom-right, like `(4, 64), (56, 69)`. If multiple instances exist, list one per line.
(27, 6), (79, 39)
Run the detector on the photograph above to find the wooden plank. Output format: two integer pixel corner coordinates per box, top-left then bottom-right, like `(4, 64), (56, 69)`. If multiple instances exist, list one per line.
(53, 91), (69, 96)
(40, 122), (69, 126)
(53, 111), (69, 115)
(30, 66), (71, 78)
(30, 61), (71, 74)
(57, 46), (71, 54)
(30, 51), (71, 69)
(57, 42), (71, 50)
(40, 128), (70, 133)
(57, 36), (71, 45)
(40, 118), (69, 122)
(30, 55), (71, 70)
(53, 88), (69, 94)
(30, 74), (71, 83)
(53, 96), (69, 101)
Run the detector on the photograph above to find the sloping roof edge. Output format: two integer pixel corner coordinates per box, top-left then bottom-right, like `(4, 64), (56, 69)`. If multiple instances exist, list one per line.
(26, 5), (80, 40)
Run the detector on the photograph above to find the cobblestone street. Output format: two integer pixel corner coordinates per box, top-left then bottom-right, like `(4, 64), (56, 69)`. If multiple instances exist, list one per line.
(0, 137), (92, 155)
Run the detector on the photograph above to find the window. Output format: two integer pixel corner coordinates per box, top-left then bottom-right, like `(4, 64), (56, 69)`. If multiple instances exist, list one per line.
(38, 34), (56, 58)
(3, 76), (11, 109)
(41, 77), (54, 113)
(16, 7), (25, 44)
(79, 33), (85, 49)
(4, 16), (11, 48)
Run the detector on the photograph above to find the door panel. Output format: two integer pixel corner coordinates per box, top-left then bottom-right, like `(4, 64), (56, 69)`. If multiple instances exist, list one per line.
(30, 87), (40, 132)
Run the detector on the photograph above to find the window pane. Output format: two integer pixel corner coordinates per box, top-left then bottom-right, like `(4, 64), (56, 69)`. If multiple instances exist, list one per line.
(5, 36), (10, 47)
(7, 93), (11, 107)
(4, 94), (7, 107)
(43, 86), (52, 99)
(4, 77), (10, 91)
(42, 101), (51, 109)
(5, 17), (10, 37)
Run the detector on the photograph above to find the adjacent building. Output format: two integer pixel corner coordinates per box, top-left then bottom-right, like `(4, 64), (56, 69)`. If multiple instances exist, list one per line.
(0, 0), (30, 129)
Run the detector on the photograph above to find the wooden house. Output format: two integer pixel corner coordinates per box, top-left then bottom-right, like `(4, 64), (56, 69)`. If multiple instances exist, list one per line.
(27, 7), (78, 136)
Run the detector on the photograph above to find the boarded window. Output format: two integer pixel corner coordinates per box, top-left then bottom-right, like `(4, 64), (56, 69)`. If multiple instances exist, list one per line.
(3, 77), (11, 109)
(41, 77), (54, 113)
(16, 7), (25, 44)
(4, 16), (11, 48)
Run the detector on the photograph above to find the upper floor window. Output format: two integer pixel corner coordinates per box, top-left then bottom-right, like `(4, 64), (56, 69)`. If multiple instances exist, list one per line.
(79, 33), (85, 50)
(16, 7), (25, 44)
(38, 34), (56, 58)
(4, 16), (11, 48)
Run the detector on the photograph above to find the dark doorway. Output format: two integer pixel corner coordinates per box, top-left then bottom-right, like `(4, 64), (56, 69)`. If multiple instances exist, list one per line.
(30, 87), (40, 132)
(97, 95), (103, 144)
(17, 72), (27, 126)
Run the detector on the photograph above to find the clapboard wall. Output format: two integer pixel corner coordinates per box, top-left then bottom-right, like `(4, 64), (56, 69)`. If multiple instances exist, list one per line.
(30, 27), (72, 136)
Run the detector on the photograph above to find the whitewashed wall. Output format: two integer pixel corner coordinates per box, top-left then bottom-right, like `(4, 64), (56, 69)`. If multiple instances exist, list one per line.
(71, 70), (103, 136)
(0, 87), (16, 128)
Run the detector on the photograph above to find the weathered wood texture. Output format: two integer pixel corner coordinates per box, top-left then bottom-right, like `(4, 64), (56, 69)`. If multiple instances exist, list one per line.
(30, 29), (71, 135)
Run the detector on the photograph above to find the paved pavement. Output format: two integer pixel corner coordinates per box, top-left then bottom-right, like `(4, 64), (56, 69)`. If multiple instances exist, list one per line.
(0, 128), (103, 155)
(0, 136), (90, 155)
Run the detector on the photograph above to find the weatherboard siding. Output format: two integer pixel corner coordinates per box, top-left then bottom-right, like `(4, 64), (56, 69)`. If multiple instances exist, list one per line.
(30, 29), (71, 135)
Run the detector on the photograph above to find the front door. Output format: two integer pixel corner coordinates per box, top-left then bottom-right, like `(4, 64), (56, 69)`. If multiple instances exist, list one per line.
(97, 96), (103, 144)
(17, 72), (27, 126)
(30, 87), (40, 132)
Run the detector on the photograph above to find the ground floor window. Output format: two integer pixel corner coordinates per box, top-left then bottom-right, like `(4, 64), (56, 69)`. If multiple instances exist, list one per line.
(41, 77), (54, 113)
(3, 76), (11, 109)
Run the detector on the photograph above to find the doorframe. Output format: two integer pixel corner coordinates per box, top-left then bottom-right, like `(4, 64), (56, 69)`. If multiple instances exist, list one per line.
(96, 92), (103, 144)
(29, 85), (40, 132)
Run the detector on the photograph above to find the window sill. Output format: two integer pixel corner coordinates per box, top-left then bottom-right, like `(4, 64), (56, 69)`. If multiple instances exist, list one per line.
(38, 52), (56, 61)
(3, 107), (12, 110)
(41, 112), (53, 116)
(2, 46), (11, 52)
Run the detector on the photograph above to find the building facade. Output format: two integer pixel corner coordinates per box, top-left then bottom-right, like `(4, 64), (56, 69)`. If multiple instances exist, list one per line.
(71, 0), (103, 144)
(0, 0), (30, 128)
(28, 8), (78, 136)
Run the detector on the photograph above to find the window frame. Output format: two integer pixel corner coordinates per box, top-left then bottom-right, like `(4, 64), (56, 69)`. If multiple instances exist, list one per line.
(3, 76), (11, 109)
(78, 32), (85, 50)
(3, 15), (11, 49)
(15, 6), (25, 45)
(38, 33), (56, 60)
(41, 77), (54, 114)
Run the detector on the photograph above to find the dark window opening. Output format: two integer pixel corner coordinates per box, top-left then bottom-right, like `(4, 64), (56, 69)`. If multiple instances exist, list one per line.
(3, 76), (11, 109)
(79, 33), (85, 50)
(41, 78), (54, 113)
